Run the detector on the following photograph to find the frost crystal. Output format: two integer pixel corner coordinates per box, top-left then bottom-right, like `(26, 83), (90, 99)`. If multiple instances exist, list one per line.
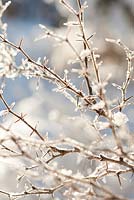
(92, 82), (107, 95)
(80, 49), (90, 59)
(91, 100), (105, 110)
(113, 112), (128, 127)
(64, 21), (80, 26)
(95, 121), (110, 130)
(0, 109), (8, 117)
(60, 169), (72, 176)
(0, 1), (11, 18)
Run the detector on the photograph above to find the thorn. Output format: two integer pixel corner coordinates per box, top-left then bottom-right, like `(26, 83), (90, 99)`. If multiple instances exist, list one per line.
(18, 38), (23, 49)
(87, 33), (96, 41)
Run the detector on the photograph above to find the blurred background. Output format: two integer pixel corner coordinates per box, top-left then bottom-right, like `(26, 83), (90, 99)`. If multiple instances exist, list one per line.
(1, 0), (133, 130)
(2, 0), (133, 87)
(0, 0), (134, 199)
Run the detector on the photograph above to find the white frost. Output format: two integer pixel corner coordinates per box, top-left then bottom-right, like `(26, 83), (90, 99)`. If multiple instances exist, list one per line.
(113, 112), (128, 127)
